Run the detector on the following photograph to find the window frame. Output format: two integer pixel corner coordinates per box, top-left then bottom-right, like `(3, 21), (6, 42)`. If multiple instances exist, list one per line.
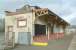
(17, 19), (27, 28)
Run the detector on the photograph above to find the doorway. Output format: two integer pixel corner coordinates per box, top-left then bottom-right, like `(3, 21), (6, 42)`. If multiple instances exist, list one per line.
(6, 26), (15, 48)
(35, 24), (46, 36)
(33, 24), (48, 42)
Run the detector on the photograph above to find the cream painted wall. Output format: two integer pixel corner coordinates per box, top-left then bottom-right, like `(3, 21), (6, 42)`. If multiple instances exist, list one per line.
(5, 15), (16, 46)
(5, 12), (34, 44)
(53, 24), (64, 33)
(13, 13), (33, 43)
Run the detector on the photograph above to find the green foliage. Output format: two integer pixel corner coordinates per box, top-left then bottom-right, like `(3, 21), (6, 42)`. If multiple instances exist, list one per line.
(0, 18), (5, 32)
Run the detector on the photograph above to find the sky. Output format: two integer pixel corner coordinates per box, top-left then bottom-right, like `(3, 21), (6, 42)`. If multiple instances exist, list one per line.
(0, 0), (76, 25)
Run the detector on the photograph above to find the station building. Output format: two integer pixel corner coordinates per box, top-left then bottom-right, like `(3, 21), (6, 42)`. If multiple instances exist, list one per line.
(5, 5), (69, 48)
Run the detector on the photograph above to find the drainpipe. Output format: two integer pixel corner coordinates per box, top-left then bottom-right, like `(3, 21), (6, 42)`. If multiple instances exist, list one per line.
(46, 25), (49, 40)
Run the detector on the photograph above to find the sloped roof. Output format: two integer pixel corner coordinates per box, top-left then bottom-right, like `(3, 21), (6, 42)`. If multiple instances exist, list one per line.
(48, 9), (70, 26)
(5, 5), (69, 25)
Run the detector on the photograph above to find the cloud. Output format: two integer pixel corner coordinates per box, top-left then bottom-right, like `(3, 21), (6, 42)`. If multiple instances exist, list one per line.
(63, 12), (76, 25)
(44, 0), (76, 25)
(4, 0), (26, 11)
(0, 0), (76, 25)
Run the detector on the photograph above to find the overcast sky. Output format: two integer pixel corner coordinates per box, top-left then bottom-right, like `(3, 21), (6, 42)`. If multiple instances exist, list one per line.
(0, 0), (76, 25)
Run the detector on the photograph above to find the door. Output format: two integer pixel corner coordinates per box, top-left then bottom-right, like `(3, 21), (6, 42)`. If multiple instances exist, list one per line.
(18, 32), (31, 45)
(6, 26), (15, 48)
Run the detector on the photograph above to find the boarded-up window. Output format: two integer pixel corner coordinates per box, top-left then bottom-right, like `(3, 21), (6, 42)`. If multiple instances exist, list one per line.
(17, 19), (27, 27)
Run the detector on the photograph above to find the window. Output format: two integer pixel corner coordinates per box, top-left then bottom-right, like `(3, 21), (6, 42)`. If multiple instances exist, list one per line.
(17, 19), (27, 27)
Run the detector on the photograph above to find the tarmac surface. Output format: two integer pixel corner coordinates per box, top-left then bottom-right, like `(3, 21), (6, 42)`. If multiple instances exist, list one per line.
(0, 32), (75, 50)
(0, 32), (5, 50)
(10, 33), (73, 50)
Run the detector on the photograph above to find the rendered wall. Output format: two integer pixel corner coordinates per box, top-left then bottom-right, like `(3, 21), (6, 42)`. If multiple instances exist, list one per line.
(5, 13), (34, 44)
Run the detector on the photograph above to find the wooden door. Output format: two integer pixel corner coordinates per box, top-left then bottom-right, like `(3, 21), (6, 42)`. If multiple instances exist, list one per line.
(5, 26), (15, 48)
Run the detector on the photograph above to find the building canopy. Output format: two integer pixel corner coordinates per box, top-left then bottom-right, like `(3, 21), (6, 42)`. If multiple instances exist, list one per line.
(5, 5), (70, 27)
